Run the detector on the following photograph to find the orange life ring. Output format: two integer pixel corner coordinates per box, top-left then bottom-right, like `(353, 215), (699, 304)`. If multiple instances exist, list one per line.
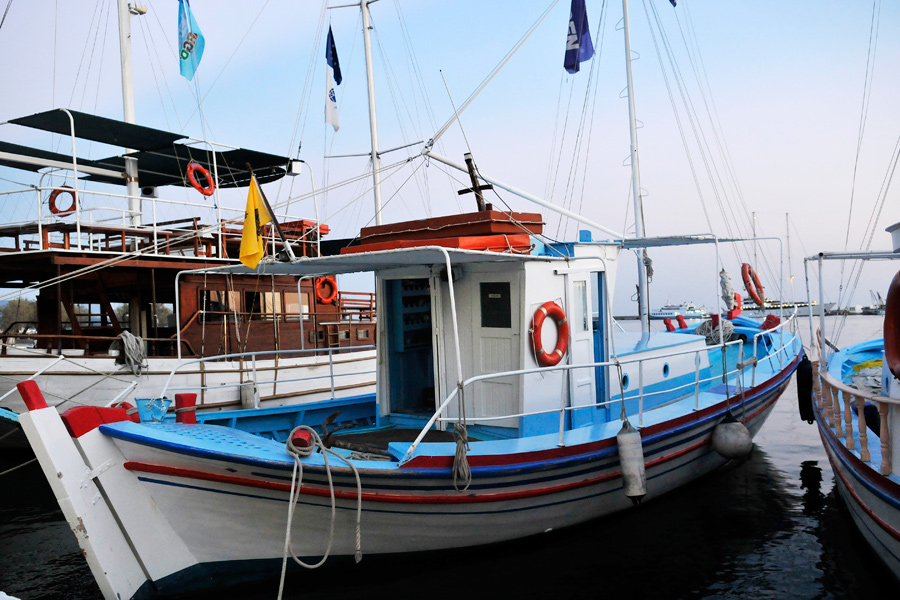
(186, 162), (216, 196)
(315, 276), (338, 304)
(48, 186), (77, 216)
(531, 301), (569, 367)
(884, 270), (900, 379)
(741, 263), (765, 307)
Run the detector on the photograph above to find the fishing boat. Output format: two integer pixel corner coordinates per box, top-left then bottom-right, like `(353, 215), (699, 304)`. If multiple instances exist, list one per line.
(14, 0), (803, 597)
(801, 222), (900, 581)
(649, 302), (710, 320)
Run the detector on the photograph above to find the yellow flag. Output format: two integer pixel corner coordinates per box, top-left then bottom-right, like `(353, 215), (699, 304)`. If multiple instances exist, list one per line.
(239, 176), (271, 269)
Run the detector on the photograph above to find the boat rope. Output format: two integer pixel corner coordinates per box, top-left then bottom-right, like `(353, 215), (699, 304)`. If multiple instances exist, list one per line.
(694, 318), (734, 346)
(277, 426), (362, 599)
(0, 457), (36, 478)
(118, 331), (147, 377)
(452, 422), (471, 492)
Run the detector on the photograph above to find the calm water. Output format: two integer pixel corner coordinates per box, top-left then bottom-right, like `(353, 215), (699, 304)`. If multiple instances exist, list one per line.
(1, 316), (897, 599)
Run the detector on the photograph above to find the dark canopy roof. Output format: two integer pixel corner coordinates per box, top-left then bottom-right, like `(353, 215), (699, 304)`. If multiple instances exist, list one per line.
(2, 109), (290, 188)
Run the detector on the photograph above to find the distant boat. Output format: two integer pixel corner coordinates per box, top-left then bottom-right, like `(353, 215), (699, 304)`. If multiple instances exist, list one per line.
(802, 221), (900, 582)
(649, 302), (710, 320)
(740, 299), (835, 318)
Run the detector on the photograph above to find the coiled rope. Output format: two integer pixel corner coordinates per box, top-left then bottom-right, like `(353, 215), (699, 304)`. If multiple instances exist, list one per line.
(694, 319), (734, 346)
(118, 331), (146, 376)
(276, 425), (363, 600)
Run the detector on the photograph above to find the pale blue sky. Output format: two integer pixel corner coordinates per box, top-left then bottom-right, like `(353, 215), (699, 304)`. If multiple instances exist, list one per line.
(1, 1), (899, 315)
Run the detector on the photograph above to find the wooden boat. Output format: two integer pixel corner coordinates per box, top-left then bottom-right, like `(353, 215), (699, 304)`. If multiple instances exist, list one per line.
(0, 109), (377, 449)
(803, 227), (900, 581)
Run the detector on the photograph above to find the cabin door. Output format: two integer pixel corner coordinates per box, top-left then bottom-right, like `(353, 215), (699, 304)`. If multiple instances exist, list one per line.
(567, 273), (596, 428)
(470, 276), (520, 428)
(385, 278), (436, 416)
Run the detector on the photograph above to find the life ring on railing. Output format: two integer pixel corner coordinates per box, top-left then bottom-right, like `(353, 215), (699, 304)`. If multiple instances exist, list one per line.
(530, 301), (569, 367)
(315, 276), (338, 304)
(186, 162), (216, 196)
(884, 270), (900, 379)
(741, 263), (765, 307)
(48, 186), (77, 216)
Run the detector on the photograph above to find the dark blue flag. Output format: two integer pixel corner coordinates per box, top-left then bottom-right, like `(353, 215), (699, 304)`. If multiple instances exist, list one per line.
(564, 0), (594, 74)
(326, 26), (342, 85)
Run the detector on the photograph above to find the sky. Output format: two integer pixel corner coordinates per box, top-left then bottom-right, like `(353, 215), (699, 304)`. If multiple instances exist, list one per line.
(1, 0), (899, 316)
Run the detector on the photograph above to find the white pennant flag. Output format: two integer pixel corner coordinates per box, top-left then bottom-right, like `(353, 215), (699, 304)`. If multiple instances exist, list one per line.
(325, 67), (340, 132)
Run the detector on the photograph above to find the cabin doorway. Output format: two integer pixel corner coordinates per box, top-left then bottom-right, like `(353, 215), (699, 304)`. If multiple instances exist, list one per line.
(385, 278), (435, 415)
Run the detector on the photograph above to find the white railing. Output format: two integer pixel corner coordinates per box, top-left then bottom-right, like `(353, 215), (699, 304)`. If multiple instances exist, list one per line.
(403, 328), (801, 461)
(157, 346), (376, 405)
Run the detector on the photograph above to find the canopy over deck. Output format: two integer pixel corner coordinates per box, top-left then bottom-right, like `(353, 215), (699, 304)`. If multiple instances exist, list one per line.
(1, 109), (290, 188)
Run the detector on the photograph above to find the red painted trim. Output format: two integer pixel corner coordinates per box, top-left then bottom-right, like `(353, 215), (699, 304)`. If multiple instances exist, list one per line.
(125, 438), (710, 505)
(340, 234), (532, 255)
(17, 380), (48, 411)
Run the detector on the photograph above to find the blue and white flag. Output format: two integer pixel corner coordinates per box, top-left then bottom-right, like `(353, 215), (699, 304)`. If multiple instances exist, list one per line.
(325, 26), (341, 131)
(564, 0), (594, 74)
(178, 0), (205, 80)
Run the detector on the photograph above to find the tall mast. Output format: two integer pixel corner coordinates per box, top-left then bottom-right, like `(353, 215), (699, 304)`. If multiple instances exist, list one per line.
(622, 0), (649, 331)
(116, 0), (143, 227)
(360, 0), (384, 225)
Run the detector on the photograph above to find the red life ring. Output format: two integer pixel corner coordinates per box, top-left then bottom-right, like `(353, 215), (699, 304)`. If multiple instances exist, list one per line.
(186, 162), (216, 196)
(315, 276), (338, 304)
(48, 186), (77, 216)
(741, 263), (765, 307)
(531, 301), (569, 367)
(884, 270), (900, 379)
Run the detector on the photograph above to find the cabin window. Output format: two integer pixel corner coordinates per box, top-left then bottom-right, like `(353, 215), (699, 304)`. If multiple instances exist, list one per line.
(199, 290), (235, 322)
(573, 281), (589, 333)
(284, 291), (310, 321)
(480, 282), (511, 329)
(245, 291), (281, 320)
(357, 329), (370, 340)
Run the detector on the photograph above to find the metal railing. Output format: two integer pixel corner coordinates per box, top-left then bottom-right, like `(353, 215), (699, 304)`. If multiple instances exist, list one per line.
(403, 326), (801, 461)
(157, 345), (376, 405)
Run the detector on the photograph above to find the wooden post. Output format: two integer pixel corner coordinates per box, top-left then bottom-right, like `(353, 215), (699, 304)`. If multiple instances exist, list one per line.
(855, 395), (870, 462)
(812, 362), (822, 408)
(831, 385), (843, 436)
(879, 401), (892, 475)
(822, 380), (834, 427)
(842, 390), (854, 450)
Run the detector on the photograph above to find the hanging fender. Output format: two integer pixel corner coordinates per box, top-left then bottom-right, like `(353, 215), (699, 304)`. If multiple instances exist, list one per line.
(315, 276), (338, 304)
(186, 162), (216, 196)
(740, 263), (765, 307)
(48, 186), (77, 216)
(531, 301), (569, 367)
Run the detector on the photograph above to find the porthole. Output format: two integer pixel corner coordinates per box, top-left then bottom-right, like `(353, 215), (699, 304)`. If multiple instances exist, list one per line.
(621, 373), (630, 390)
(663, 363), (670, 378)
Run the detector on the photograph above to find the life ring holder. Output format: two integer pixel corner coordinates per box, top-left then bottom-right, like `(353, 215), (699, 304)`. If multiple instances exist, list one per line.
(884, 270), (900, 379)
(186, 162), (216, 196)
(741, 263), (765, 307)
(315, 276), (338, 304)
(48, 186), (77, 216)
(530, 301), (569, 367)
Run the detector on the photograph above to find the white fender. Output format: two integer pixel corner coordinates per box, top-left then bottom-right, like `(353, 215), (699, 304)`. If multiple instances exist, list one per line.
(711, 411), (753, 459)
(616, 420), (646, 504)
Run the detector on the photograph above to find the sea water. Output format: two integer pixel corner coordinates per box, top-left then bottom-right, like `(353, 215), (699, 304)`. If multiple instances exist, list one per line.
(0, 315), (897, 599)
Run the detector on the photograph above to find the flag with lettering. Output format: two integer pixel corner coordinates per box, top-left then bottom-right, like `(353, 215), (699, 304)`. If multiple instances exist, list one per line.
(178, 0), (205, 80)
(239, 176), (271, 269)
(325, 26), (341, 131)
(564, 0), (594, 74)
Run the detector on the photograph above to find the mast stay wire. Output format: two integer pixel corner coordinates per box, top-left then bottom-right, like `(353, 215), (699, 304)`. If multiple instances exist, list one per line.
(643, 0), (746, 270)
(837, 0), (881, 310)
